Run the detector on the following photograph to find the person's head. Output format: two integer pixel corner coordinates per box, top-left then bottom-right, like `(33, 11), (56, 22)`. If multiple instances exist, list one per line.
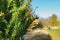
(23, 29), (52, 40)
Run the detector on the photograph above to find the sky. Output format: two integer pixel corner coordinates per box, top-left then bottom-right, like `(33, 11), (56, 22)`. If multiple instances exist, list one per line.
(31, 0), (60, 19)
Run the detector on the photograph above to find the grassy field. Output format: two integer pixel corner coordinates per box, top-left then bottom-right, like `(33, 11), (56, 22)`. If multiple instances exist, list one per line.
(48, 29), (60, 40)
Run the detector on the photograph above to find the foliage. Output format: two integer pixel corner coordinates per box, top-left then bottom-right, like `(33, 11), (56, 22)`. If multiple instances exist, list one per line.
(0, 0), (36, 40)
(28, 19), (44, 30)
(47, 14), (60, 26)
(32, 22), (43, 30)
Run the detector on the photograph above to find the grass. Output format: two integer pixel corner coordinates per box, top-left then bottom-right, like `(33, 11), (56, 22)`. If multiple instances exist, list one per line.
(48, 29), (60, 40)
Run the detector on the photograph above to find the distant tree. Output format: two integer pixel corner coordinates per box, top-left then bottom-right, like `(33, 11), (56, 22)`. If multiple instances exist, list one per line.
(47, 14), (60, 26)
(51, 14), (58, 26)
(52, 14), (57, 21)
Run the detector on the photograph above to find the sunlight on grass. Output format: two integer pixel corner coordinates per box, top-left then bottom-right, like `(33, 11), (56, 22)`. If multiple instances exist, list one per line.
(48, 29), (60, 40)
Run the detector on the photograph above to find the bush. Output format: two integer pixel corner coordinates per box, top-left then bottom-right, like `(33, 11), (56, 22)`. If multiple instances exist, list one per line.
(0, 0), (36, 40)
